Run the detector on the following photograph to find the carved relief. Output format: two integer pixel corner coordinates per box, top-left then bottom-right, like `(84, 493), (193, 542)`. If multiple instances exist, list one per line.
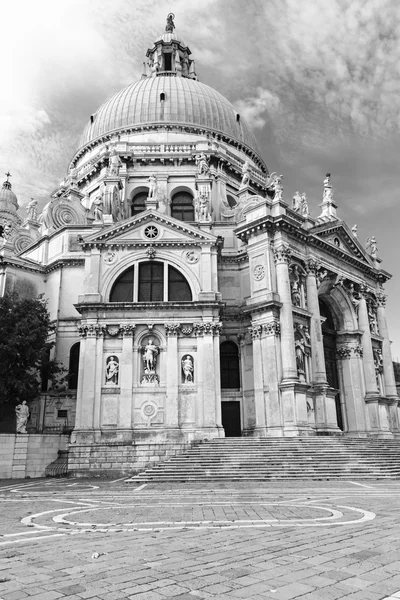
(195, 153), (210, 176)
(185, 250), (200, 264)
(253, 264), (265, 281)
(336, 347), (352, 359)
(103, 249), (117, 264)
(249, 325), (262, 340)
(141, 401), (159, 426)
(193, 322), (222, 336)
(181, 355), (194, 384)
(105, 355), (119, 386)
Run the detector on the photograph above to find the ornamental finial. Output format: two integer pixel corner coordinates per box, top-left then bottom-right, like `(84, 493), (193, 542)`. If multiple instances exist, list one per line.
(165, 13), (175, 32)
(3, 171), (12, 190)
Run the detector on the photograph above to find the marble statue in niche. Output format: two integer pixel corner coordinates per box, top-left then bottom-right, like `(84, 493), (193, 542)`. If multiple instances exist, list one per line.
(105, 356), (119, 385)
(141, 338), (159, 384)
(181, 355), (194, 384)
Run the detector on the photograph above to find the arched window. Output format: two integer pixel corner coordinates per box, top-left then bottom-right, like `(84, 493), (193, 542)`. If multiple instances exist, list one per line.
(171, 191), (194, 221)
(131, 191), (147, 216)
(168, 266), (192, 301)
(227, 194), (237, 208)
(110, 262), (192, 302)
(68, 342), (80, 390)
(139, 262), (164, 302)
(110, 266), (134, 302)
(220, 341), (240, 389)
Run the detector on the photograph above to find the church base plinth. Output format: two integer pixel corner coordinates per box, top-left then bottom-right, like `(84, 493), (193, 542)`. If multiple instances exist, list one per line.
(279, 381), (314, 436)
(68, 426), (224, 477)
(314, 386), (342, 435)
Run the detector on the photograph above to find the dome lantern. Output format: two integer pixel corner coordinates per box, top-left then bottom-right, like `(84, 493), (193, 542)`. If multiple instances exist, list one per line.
(145, 14), (197, 80)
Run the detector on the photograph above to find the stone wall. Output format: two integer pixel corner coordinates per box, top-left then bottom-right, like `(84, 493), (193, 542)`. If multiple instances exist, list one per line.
(0, 434), (69, 479)
(68, 440), (196, 477)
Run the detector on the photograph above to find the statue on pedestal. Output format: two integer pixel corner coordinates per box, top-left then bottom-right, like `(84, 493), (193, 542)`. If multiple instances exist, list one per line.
(148, 174), (158, 199)
(108, 146), (123, 176)
(93, 194), (104, 222)
(195, 153), (210, 176)
(240, 161), (250, 189)
(15, 401), (29, 434)
(195, 191), (211, 221)
(323, 173), (333, 200)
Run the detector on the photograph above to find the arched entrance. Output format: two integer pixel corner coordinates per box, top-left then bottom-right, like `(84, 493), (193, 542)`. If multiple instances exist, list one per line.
(220, 341), (241, 437)
(319, 299), (344, 430)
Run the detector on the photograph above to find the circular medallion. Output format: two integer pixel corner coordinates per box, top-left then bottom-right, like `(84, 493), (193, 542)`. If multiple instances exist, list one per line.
(144, 225), (159, 239)
(185, 250), (200, 264)
(253, 264), (265, 281)
(103, 250), (117, 264)
(143, 404), (156, 417)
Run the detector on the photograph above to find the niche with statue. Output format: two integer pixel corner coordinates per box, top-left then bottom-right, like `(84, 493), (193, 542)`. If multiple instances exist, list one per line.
(181, 354), (194, 384)
(141, 336), (160, 385)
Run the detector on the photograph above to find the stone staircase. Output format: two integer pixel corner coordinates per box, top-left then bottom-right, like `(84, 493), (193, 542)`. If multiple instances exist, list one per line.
(127, 437), (400, 482)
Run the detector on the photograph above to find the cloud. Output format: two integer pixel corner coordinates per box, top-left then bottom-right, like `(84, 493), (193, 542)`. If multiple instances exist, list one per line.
(235, 88), (280, 129)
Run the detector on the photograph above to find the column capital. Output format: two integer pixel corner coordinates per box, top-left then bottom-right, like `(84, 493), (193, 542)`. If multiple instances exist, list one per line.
(273, 243), (291, 264)
(164, 322), (181, 337)
(305, 258), (320, 276)
(263, 321), (281, 337)
(376, 292), (387, 307)
(193, 322), (222, 336)
(121, 324), (135, 337)
(249, 325), (262, 340)
(78, 324), (106, 338)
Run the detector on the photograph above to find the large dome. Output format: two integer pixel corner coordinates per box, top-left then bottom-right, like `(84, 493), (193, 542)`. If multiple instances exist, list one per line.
(78, 76), (263, 161)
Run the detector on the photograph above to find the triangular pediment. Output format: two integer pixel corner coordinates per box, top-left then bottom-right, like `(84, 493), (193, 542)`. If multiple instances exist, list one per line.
(310, 220), (373, 265)
(80, 211), (218, 247)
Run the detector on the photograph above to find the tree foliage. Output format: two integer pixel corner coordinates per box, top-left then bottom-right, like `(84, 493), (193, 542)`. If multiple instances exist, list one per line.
(0, 293), (61, 410)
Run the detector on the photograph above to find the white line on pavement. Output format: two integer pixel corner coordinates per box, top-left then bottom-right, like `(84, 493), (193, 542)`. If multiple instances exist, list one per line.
(348, 481), (376, 488)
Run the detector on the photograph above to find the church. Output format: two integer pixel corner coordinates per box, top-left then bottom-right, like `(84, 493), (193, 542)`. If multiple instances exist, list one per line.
(1, 15), (399, 475)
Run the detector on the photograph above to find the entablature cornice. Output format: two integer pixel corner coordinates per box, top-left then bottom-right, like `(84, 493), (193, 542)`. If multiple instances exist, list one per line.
(44, 258), (85, 273)
(0, 255), (45, 274)
(74, 300), (223, 317)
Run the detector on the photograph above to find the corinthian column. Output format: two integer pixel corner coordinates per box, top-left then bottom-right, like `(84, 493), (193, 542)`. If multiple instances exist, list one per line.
(358, 289), (380, 398)
(305, 260), (327, 385)
(274, 244), (297, 381)
(376, 293), (400, 434)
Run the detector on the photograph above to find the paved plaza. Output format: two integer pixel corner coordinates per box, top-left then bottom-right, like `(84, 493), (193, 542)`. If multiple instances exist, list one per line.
(1, 478), (400, 599)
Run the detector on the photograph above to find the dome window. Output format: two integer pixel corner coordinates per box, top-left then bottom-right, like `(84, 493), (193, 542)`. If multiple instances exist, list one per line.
(171, 191), (194, 222)
(160, 92), (166, 102)
(236, 114), (241, 123)
(227, 194), (237, 208)
(131, 191), (147, 216)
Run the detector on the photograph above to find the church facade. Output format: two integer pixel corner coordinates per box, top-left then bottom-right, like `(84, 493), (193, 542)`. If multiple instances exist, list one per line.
(1, 16), (399, 474)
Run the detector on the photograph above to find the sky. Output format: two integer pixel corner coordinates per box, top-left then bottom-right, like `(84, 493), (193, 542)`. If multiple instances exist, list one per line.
(1, 0), (400, 357)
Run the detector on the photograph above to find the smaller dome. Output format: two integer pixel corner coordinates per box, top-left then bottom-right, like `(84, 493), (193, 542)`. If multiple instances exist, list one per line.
(0, 176), (19, 214)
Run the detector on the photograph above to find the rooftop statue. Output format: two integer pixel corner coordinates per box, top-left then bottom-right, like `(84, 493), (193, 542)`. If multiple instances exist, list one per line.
(292, 191), (302, 212)
(26, 198), (38, 221)
(165, 13), (175, 32)
(147, 174), (158, 198)
(323, 172), (333, 200)
(301, 193), (309, 217)
(366, 235), (378, 258)
(351, 224), (358, 238)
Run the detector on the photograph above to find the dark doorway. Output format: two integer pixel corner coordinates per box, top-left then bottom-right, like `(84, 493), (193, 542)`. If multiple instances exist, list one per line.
(222, 401), (241, 437)
(319, 299), (344, 430)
